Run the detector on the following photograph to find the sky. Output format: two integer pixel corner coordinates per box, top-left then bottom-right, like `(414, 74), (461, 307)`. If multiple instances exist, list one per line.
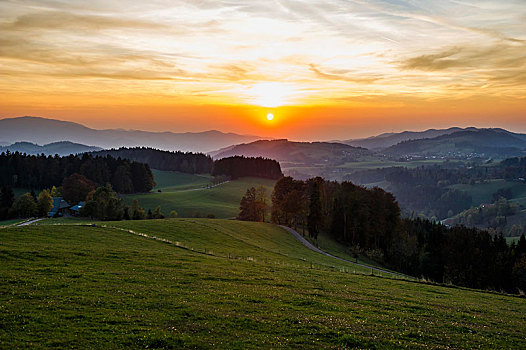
(0, 0), (525, 140)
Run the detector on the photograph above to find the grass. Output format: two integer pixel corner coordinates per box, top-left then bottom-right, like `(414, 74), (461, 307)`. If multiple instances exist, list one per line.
(35, 217), (94, 226)
(449, 180), (526, 207)
(0, 218), (27, 227)
(505, 236), (522, 245)
(124, 177), (276, 218)
(151, 170), (212, 192)
(338, 158), (449, 170)
(0, 219), (524, 349)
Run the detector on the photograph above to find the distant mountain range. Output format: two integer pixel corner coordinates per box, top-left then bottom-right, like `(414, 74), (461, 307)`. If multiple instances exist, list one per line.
(211, 139), (370, 165)
(212, 127), (526, 167)
(383, 129), (526, 158)
(341, 127), (488, 150)
(2, 117), (525, 160)
(0, 116), (264, 153)
(0, 141), (102, 156)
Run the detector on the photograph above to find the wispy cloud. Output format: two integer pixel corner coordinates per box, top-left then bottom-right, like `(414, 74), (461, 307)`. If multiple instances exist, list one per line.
(0, 0), (525, 105)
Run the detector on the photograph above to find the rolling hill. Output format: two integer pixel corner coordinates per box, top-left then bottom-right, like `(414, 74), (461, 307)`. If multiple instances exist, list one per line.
(0, 116), (264, 153)
(124, 171), (276, 219)
(384, 129), (526, 158)
(340, 127), (526, 151)
(210, 139), (370, 166)
(0, 141), (102, 156)
(1, 219), (524, 348)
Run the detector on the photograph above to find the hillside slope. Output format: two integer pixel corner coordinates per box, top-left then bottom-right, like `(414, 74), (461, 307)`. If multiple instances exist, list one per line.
(1, 220), (524, 348)
(341, 127), (474, 149)
(384, 129), (526, 158)
(124, 176), (276, 218)
(340, 127), (526, 151)
(0, 141), (102, 156)
(211, 139), (370, 165)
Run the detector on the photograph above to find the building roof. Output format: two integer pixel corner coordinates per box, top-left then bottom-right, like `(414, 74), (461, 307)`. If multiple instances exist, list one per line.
(70, 201), (85, 212)
(48, 197), (71, 216)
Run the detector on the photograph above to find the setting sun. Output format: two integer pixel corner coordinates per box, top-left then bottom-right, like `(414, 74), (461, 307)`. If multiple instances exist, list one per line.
(266, 113), (274, 121)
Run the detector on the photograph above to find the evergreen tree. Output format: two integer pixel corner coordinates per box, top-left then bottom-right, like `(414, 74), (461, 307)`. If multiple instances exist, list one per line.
(238, 188), (257, 221)
(307, 178), (322, 240)
(0, 186), (15, 219)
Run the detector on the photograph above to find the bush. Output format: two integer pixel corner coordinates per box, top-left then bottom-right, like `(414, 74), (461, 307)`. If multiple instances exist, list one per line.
(12, 193), (37, 218)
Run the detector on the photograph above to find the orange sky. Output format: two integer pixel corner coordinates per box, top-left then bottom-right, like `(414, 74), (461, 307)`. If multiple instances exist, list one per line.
(1, 1), (525, 140)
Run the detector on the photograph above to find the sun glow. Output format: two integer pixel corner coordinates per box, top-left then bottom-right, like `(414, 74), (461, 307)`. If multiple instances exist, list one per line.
(266, 113), (274, 121)
(247, 82), (297, 108)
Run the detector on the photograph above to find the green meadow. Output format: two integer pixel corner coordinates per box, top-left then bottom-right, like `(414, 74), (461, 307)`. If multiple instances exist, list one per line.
(1, 219), (524, 349)
(124, 171), (276, 218)
(449, 179), (526, 207)
(0, 218), (27, 227)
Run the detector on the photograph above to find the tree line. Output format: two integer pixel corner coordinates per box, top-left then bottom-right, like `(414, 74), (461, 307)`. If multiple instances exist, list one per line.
(0, 151), (155, 194)
(90, 147), (213, 174)
(212, 156), (283, 180)
(344, 156), (526, 221)
(79, 184), (175, 221)
(0, 186), (53, 220)
(242, 176), (526, 293)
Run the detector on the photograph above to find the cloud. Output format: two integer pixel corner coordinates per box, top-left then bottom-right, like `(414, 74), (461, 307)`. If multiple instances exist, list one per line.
(3, 10), (169, 31)
(309, 64), (380, 84)
(1, 0), (525, 105)
(400, 44), (526, 72)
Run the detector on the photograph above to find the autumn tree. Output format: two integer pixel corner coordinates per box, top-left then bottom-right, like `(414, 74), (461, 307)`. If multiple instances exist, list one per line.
(130, 199), (146, 220)
(238, 187), (267, 222)
(153, 205), (164, 219)
(37, 189), (53, 217)
(62, 173), (96, 204)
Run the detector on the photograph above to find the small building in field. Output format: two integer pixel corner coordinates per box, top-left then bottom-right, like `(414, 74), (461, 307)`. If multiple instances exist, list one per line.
(48, 197), (71, 217)
(69, 202), (85, 216)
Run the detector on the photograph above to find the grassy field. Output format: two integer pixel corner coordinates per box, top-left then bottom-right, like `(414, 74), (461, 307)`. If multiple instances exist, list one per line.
(449, 180), (526, 207)
(124, 176), (276, 219)
(338, 158), (451, 170)
(1, 219), (525, 349)
(151, 170), (212, 192)
(0, 218), (27, 227)
(505, 236), (522, 245)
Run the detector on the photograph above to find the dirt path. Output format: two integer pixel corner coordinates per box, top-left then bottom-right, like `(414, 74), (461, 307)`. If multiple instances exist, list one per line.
(279, 225), (407, 278)
(17, 218), (44, 226)
(172, 181), (231, 193)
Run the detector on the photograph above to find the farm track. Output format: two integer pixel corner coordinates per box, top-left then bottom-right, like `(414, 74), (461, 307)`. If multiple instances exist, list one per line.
(280, 225), (407, 278)
(16, 218), (43, 226)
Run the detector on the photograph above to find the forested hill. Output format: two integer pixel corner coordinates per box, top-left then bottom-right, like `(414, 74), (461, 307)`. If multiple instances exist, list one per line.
(0, 141), (102, 156)
(384, 129), (526, 158)
(270, 176), (526, 293)
(340, 127), (473, 149)
(0, 152), (154, 193)
(210, 139), (370, 165)
(212, 156), (283, 180)
(90, 147), (213, 174)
